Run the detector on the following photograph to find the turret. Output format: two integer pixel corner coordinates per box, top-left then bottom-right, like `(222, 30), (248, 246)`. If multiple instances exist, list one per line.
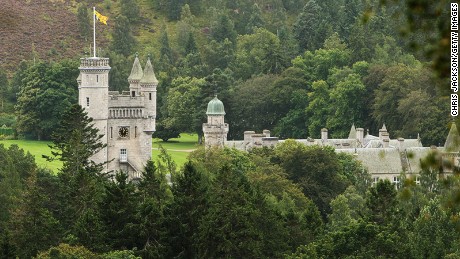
(128, 54), (143, 97)
(139, 55), (158, 131)
(203, 96), (229, 148)
(445, 122), (460, 152)
(77, 57), (111, 168)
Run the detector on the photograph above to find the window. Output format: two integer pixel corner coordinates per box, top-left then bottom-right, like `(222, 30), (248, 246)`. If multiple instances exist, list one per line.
(134, 126), (137, 138)
(132, 91), (135, 97)
(86, 97), (89, 107)
(149, 93), (152, 100)
(120, 149), (127, 162)
(393, 176), (400, 189)
(372, 177), (380, 186)
(96, 75), (99, 82)
(110, 127), (113, 139)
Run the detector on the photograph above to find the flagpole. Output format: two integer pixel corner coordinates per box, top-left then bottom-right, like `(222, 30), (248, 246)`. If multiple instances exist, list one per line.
(93, 6), (96, 58)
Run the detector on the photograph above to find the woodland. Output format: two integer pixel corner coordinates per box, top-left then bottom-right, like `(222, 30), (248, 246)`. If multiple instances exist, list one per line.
(0, 0), (459, 258)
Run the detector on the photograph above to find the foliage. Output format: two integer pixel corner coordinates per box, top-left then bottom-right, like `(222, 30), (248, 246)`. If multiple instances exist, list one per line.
(77, 4), (90, 41)
(35, 243), (98, 258)
(111, 15), (136, 56)
(45, 104), (106, 175)
(15, 60), (78, 140)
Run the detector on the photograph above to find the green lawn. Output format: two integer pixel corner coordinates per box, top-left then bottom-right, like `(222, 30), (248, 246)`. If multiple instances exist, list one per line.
(152, 133), (200, 168)
(0, 140), (62, 172)
(0, 134), (200, 173)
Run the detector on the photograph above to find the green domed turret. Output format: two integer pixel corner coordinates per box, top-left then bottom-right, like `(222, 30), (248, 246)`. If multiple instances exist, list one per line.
(206, 96), (225, 115)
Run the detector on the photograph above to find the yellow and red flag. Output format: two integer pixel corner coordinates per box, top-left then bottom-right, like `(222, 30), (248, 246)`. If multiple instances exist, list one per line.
(94, 10), (108, 25)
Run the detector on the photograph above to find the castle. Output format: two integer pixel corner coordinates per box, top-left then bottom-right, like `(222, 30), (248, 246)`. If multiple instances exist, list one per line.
(203, 96), (459, 185)
(77, 54), (157, 179)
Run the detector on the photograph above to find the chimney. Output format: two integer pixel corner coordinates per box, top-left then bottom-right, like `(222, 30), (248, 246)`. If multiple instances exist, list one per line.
(244, 131), (255, 145)
(357, 128), (364, 146)
(321, 128), (328, 142)
(382, 131), (390, 148)
(379, 124), (388, 141)
(398, 137), (405, 150)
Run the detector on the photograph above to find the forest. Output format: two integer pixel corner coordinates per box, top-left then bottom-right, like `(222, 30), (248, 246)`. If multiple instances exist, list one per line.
(0, 0), (459, 257)
(0, 0), (451, 145)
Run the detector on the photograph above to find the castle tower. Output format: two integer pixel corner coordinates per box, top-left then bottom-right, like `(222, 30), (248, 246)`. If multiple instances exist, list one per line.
(78, 57), (111, 170)
(203, 96), (229, 148)
(128, 54), (143, 97)
(139, 55), (158, 128)
(78, 53), (157, 179)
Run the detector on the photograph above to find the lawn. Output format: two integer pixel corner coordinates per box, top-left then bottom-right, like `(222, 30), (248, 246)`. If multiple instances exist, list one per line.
(0, 133), (200, 173)
(0, 140), (62, 172)
(152, 133), (200, 168)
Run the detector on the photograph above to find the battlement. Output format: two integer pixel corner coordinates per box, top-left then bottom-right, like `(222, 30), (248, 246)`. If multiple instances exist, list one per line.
(79, 57), (110, 68)
(109, 94), (145, 107)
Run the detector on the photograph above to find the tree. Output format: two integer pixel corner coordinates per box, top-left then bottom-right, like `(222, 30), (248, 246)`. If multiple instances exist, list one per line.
(100, 172), (140, 250)
(165, 77), (206, 140)
(165, 162), (209, 258)
(273, 140), (349, 217)
(293, 0), (328, 51)
(326, 73), (366, 137)
(121, 0), (140, 23)
(152, 120), (181, 142)
(0, 144), (36, 220)
(366, 179), (397, 225)
(158, 28), (175, 72)
(35, 243), (98, 259)
(45, 104), (108, 251)
(232, 28), (286, 80)
(77, 4), (90, 40)
(211, 14), (237, 46)
(245, 4), (265, 34)
(306, 80), (330, 138)
(46, 104), (106, 175)
(136, 160), (170, 257)
(9, 171), (62, 258)
(15, 60), (78, 140)
(111, 15), (136, 56)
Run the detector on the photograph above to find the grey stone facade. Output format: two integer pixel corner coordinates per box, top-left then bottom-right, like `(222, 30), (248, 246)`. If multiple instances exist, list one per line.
(77, 55), (157, 179)
(204, 98), (457, 185)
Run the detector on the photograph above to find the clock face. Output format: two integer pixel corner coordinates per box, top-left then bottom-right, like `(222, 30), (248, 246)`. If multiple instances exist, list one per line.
(118, 127), (129, 138)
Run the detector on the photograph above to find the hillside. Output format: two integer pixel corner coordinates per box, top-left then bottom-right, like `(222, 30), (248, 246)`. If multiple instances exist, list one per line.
(0, 0), (87, 73)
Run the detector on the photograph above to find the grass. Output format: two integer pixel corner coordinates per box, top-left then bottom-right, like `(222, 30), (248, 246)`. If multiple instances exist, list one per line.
(0, 140), (62, 172)
(0, 133), (199, 173)
(152, 133), (200, 168)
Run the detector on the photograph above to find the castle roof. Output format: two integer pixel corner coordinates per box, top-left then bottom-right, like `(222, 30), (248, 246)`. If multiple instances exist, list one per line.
(206, 96), (225, 115)
(444, 122), (460, 152)
(140, 57), (158, 85)
(128, 55), (143, 81)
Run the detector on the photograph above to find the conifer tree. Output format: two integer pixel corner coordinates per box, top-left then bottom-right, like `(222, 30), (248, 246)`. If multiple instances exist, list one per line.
(46, 104), (107, 251)
(136, 160), (170, 257)
(46, 104), (106, 175)
(165, 162), (209, 258)
(111, 15), (136, 56)
(77, 4), (90, 40)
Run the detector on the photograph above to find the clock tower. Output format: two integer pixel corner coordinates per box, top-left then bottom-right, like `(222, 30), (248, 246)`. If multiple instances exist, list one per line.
(77, 54), (157, 179)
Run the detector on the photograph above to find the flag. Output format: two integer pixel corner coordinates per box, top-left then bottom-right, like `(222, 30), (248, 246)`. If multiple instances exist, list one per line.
(94, 10), (108, 25)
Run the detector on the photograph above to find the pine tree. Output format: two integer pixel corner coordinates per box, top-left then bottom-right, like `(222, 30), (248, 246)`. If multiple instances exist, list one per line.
(46, 104), (106, 175)
(136, 160), (170, 257)
(165, 162), (209, 258)
(101, 172), (140, 250)
(111, 15), (136, 56)
(46, 104), (108, 251)
(121, 0), (140, 23)
(77, 4), (90, 40)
